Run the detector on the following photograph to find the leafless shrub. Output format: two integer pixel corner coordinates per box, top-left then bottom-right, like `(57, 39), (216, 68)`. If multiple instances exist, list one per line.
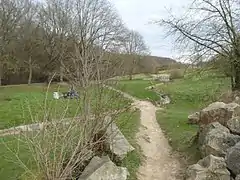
(2, 0), (132, 179)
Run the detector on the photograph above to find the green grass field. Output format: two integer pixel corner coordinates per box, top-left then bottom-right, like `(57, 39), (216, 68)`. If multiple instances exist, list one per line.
(0, 84), (141, 179)
(0, 84), (130, 129)
(117, 79), (159, 101)
(118, 70), (230, 164)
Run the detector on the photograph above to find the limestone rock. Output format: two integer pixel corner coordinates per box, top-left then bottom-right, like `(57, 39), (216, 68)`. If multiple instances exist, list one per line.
(160, 94), (171, 105)
(226, 142), (240, 176)
(188, 112), (200, 124)
(79, 156), (129, 180)
(153, 74), (170, 82)
(104, 116), (135, 160)
(198, 122), (240, 157)
(235, 175), (240, 180)
(227, 117), (240, 135)
(199, 102), (240, 126)
(186, 154), (231, 180)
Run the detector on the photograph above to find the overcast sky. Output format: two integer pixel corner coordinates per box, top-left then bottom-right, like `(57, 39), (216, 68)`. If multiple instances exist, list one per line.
(110, 0), (192, 59)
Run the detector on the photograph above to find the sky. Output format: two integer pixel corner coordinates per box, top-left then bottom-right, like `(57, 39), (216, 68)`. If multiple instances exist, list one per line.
(110, 0), (192, 59)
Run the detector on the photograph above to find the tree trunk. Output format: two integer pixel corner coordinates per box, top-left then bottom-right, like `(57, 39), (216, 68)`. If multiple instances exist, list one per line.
(129, 73), (133, 80)
(129, 58), (136, 80)
(232, 56), (240, 91)
(0, 64), (2, 86)
(28, 57), (32, 85)
(233, 72), (240, 91)
(60, 60), (64, 82)
(28, 66), (32, 85)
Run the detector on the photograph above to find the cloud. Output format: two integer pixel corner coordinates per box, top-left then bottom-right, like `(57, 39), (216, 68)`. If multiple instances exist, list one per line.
(109, 0), (192, 59)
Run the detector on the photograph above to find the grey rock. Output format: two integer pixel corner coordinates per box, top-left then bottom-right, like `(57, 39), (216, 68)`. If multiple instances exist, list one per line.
(160, 94), (171, 105)
(236, 174), (240, 180)
(29, 123), (41, 131)
(186, 155), (231, 180)
(105, 116), (135, 160)
(226, 142), (240, 176)
(199, 102), (240, 126)
(199, 122), (240, 158)
(227, 117), (240, 135)
(188, 112), (200, 124)
(153, 74), (170, 82)
(79, 156), (129, 180)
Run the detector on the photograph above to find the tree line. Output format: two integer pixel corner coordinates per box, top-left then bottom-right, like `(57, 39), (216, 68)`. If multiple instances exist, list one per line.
(0, 0), (149, 85)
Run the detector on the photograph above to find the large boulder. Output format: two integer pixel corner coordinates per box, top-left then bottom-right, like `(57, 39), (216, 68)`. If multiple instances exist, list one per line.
(79, 156), (129, 180)
(186, 154), (231, 180)
(226, 142), (240, 176)
(199, 102), (240, 126)
(104, 116), (135, 160)
(188, 112), (200, 124)
(227, 117), (240, 135)
(198, 122), (240, 158)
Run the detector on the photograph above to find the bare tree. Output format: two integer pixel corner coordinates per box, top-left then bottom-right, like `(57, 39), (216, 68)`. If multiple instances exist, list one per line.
(40, 0), (73, 82)
(63, 0), (125, 86)
(0, 0), (32, 85)
(17, 2), (41, 85)
(156, 0), (240, 90)
(122, 29), (149, 80)
(10, 0), (130, 179)
(37, 0), (72, 82)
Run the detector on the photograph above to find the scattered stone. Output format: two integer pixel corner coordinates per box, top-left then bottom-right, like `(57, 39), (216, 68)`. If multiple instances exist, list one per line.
(159, 94), (171, 105)
(104, 116), (135, 160)
(188, 112), (200, 124)
(227, 117), (240, 135)
(79, 156), (129, 180)
(226, 142), (240, 176)
(234, 96), (240, 105)
(186, 154), (231, 180)
(142, 134), (151, 143)
(145, 86), (154, 90)
(157, 74), (170, 82)
(151, 74), (170, 82)
(198, 122), (240, 157)
(199, 102), (240, 126)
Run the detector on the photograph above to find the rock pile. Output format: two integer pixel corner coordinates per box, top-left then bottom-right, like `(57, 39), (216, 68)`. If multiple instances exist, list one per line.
(79, 156), (129, 180)
(187, 101), (240, 180)
(78, 116), (135, 180)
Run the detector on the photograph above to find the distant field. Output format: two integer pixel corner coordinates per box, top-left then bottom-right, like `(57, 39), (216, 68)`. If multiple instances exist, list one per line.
(117, 79), (159, 101)
(0, 84), (130, 129)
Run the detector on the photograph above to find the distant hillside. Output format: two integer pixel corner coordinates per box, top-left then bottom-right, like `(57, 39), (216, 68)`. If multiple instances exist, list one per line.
(139, 55), (180, 72)
(106, 53), (183, 77)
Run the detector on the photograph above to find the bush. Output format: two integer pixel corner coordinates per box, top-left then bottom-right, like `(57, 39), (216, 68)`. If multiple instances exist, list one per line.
(169, 69), (184, 80)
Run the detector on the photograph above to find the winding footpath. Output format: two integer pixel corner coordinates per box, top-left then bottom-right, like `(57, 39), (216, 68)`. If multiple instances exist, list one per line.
(107, 86), (181, 180)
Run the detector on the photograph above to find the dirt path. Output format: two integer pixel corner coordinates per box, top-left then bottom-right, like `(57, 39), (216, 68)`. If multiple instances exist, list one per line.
(106, 86), (181, 179)
(133, 100), (181, 180)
